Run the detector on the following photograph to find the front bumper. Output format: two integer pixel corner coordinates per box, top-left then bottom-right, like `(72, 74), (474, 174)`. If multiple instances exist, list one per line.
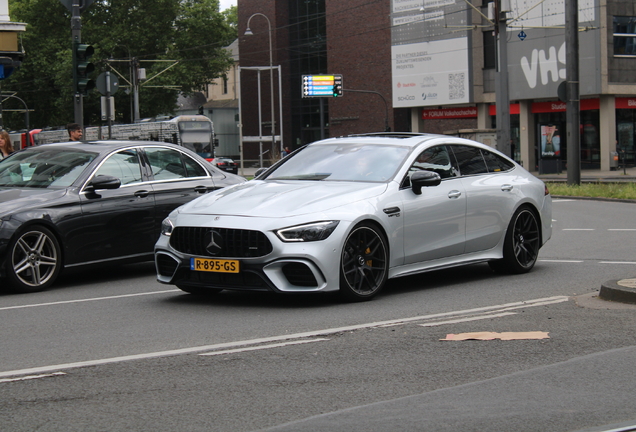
(154, 216), (349, 293)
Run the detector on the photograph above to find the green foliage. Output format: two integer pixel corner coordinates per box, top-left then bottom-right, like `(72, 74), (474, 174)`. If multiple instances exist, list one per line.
(546, 182), (636, 200)
(3, 0), (236, 129)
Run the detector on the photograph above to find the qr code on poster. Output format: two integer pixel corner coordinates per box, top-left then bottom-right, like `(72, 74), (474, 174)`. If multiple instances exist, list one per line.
(448, 73), (465, 100)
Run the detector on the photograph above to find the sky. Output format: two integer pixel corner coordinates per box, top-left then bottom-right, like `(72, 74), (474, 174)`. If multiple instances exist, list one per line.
(220, 0), (237, 11)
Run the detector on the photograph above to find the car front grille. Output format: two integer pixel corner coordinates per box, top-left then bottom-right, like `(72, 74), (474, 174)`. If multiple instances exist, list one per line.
(170, 227), (273, 258)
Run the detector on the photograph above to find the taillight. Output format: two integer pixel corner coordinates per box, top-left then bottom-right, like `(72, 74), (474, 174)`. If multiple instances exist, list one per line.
(544, 185), (550, 195)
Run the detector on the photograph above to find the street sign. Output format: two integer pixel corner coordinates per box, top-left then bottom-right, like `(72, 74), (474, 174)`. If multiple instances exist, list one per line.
(302, 74), (343, 98)
(60, 0), (95, 13)
(96, 72), (119, 96)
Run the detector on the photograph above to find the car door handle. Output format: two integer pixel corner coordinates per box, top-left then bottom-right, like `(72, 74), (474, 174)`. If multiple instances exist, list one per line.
(448, 190), (461, 199)
(194, 186), (209, 194)
(501, 184), (513, 192)
(134, 190), (150, 198)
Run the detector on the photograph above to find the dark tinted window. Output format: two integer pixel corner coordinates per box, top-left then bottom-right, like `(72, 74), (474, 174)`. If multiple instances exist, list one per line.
(95, 149), (143, 185)
(449, 145), (488, 175)
(183, 154), (207, 177)
(482, 149), (515, 172)
(410, 145), (458, 179)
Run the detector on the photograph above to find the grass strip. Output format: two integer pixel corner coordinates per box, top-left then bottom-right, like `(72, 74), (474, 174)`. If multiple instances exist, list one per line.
(546, 182), (636, 200)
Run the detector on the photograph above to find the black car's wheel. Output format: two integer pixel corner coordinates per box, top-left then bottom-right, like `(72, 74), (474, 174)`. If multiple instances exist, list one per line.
(489, 206), (540, 274)
(6, 226), (62, 293)
(339, 223), (389, 301)
(177, 285), (223, 296)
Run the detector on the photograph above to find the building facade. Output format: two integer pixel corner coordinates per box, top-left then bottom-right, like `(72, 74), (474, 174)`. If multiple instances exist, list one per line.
(238, 0), (636, 171)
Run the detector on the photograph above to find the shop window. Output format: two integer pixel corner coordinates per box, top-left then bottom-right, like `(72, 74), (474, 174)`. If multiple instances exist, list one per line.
(613, 16), (636, 56)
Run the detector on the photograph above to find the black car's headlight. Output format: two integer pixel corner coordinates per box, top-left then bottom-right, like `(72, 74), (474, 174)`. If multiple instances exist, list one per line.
(161, 217), (174, 236)
(276, 221), (339, 242)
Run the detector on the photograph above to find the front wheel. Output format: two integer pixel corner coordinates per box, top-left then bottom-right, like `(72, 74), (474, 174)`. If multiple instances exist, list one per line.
(5, 226), (62, 293)
(339, 223), (389, 302)
(489, 207), (540, 274)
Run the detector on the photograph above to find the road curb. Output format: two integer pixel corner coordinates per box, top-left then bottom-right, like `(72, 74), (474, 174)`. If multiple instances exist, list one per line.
(599, 278), (636, 305)
(550, 195), (636, 204)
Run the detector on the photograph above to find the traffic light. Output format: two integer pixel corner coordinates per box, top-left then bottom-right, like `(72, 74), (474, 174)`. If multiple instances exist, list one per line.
(72, 41), (95, 95)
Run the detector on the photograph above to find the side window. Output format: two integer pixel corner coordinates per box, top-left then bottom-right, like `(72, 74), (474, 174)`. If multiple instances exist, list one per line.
(449, 145), (488, 176)
(183, 154), (208, 177)
(145, 148), (187, 180)
(410, 145), (458, 179)
(94, 149), (143, 185)
(482, 149), (515, 172)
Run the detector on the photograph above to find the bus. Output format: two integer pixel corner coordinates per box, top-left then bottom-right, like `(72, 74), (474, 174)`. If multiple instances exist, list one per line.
(9, 115), (216, 160)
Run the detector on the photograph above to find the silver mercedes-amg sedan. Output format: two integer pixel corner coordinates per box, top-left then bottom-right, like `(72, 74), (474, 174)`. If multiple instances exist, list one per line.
(155, 133), (552, 301)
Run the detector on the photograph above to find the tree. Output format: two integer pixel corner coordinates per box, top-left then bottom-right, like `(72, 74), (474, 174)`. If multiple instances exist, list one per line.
(3, 0), (236, 129)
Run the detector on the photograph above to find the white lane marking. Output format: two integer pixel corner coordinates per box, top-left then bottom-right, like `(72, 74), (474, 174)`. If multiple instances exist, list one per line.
(563, 229), (595, 231)
(418, 312), (517, 327)
(539, 259), (584, 263)
(599, 261), (636, 265)
(199, 338), (329, 356)
(0, 295), (569, 379)
(0, 372), (66, 383)
(0, 290), (180, 312)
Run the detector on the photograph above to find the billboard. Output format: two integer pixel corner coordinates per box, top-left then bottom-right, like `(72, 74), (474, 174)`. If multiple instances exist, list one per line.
(390, 0), (471, 108)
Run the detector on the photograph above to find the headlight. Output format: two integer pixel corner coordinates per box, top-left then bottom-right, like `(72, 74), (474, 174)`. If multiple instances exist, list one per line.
(276, 221), (339, 242)
(160, 217), (174, 236)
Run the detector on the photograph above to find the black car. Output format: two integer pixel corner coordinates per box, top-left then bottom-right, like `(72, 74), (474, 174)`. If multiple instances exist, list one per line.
(0, 141), (246, 293)
(212, 157), (238, 174)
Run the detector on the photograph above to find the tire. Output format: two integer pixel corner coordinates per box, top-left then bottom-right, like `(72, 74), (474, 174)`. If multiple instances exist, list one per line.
(339, 223), (389, 301)
(489, 207), (540, 274)
(5, 226), (62, 293)
(177, 285), (223, 296)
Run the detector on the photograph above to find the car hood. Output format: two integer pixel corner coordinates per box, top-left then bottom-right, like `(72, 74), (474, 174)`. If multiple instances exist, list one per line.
(0, 188), (70, 215)
(181, 180), (388, 218)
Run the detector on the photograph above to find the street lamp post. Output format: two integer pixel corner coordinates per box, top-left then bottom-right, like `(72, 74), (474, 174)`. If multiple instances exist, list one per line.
(245, 13), (276, 164)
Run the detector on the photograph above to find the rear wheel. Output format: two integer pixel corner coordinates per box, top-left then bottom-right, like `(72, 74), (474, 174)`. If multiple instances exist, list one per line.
(489, 207), (540, 274)
(339, 223), (388, 301)
(6, 226), (62, 293)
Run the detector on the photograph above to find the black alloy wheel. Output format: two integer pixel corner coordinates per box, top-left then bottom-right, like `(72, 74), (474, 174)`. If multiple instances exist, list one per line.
(490, 207), (541, 274)
(339, 223), (389, 301)
(6, 226), (62, 293)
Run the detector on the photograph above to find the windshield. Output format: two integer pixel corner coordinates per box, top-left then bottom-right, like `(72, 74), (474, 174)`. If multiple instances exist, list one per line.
(267, 143), (410, 182)
(0, 149), (98, 188)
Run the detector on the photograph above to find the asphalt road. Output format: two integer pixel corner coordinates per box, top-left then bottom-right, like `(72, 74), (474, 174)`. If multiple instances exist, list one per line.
(1, 198), (635, 431)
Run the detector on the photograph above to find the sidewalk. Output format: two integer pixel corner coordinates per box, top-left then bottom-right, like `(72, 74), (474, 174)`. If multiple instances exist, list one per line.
(536, 165), (636, 182)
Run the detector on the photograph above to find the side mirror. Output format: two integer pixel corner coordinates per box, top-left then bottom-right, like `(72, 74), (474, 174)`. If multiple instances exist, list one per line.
(86, 175), (121, 192)
(411, 170), (441, 195)
(254, 167), (268, 178)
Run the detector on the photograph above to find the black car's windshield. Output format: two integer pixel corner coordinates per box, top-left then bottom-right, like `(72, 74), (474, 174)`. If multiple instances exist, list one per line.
(0, 149), (98, 188)
(267, 143), (410, 182)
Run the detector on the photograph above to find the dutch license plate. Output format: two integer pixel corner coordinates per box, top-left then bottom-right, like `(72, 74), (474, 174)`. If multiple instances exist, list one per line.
(191, 257), (240, 273)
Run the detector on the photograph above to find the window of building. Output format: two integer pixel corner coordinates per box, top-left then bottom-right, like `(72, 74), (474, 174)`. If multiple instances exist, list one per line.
(222, 75), (228, 95)
(613, 16), (636, 56)
(483, 30), (496, 69)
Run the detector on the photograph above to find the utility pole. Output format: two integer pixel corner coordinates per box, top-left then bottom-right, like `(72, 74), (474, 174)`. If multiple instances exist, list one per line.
(565, 0), (581, 185)
(71, 0), (82, 126)
(131, 57), (140, 122)
(495, 0), (511, 158)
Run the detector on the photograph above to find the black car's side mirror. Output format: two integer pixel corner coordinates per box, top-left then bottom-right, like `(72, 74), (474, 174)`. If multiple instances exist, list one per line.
(85, 175), (121, 192)
(411, 170), (441, 195)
